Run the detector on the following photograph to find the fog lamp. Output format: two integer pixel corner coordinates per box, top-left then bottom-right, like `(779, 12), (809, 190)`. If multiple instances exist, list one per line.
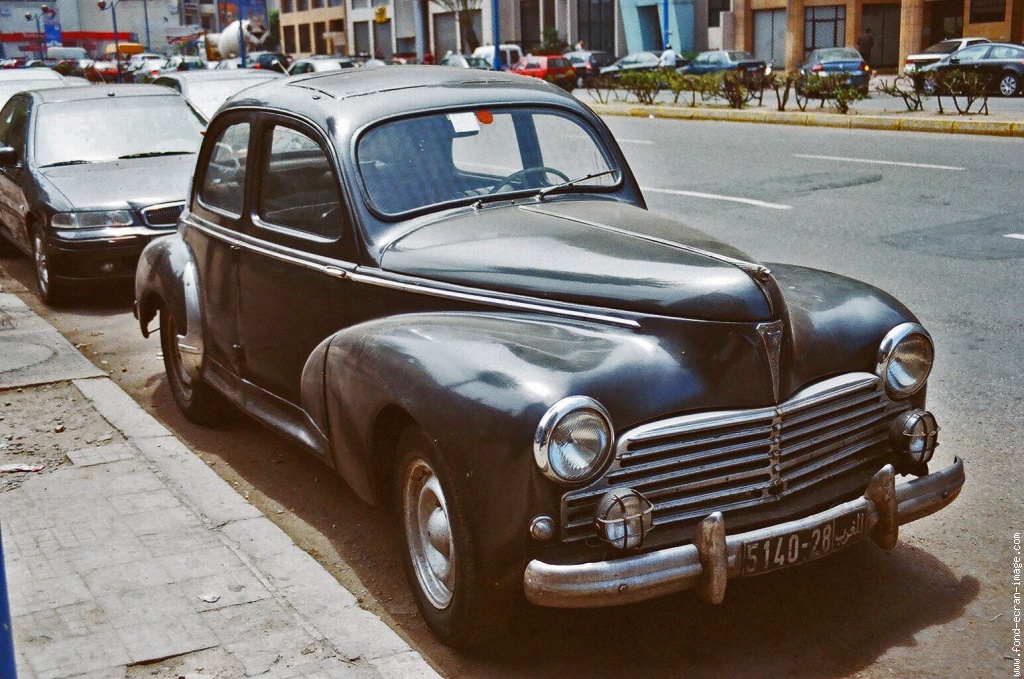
(595, 489), (653, 550)
(889, 409), (939, 464)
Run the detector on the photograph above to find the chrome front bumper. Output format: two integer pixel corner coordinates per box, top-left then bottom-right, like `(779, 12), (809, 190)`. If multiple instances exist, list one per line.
(524, 458), (965, 608)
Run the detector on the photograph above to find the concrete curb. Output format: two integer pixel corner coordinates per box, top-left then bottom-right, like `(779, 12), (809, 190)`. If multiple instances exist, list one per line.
(69, 376), (442, 679)
(587, 102), (1024, 137)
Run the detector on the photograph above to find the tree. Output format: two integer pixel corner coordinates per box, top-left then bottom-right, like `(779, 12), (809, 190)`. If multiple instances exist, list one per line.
(431, 0), (482, 53)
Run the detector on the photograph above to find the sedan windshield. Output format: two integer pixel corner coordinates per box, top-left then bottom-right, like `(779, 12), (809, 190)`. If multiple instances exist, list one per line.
(358, 108), (619, 216)
(34, 96), (205, 168)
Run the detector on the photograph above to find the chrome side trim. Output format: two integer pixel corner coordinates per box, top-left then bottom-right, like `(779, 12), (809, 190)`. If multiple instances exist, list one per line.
(176, 259), (204, 380)
(524, 458), (965, 608)
(187, 216), (638, 327)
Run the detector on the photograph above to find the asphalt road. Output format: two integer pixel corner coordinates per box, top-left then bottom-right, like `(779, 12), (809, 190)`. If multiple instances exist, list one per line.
(1, 118), (1021, 678)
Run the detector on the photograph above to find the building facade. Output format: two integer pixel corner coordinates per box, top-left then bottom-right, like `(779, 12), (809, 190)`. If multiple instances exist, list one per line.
(733, 0), (1024, 70)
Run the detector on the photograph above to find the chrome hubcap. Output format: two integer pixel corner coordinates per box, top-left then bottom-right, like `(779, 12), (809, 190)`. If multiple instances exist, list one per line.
(164, 314), (194, 399)
(403, 458), (455, 609)
(1000, 76), (1017, 96)
(33, 234), (48, 294)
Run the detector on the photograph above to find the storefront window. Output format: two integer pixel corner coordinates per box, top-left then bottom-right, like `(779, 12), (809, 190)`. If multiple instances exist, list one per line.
(804, 5), (846, 54)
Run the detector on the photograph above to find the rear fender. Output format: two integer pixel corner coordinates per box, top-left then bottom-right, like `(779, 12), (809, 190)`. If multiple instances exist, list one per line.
(134, 234), (203, 378)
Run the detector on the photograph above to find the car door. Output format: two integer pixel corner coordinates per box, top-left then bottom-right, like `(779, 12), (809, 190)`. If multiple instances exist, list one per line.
(187, 114), (252, 378)
(0, 96), (33, 251)
(944, 43), (991, 80)
(236, 115), (354, 405)
(981, 44), (1024, 93)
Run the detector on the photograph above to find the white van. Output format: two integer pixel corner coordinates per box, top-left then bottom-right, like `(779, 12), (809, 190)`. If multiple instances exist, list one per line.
(46, 46), (90, 61)
(471, 44), (523, 70)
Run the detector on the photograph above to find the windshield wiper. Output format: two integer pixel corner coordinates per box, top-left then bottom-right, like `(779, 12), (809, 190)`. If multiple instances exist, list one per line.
(40, 160), (91, 168)
(535, 169), (620, 200)
(118, 151), (194, 159)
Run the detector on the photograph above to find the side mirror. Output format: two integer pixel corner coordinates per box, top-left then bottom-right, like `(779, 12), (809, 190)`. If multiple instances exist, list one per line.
(0, 146), (18, 167)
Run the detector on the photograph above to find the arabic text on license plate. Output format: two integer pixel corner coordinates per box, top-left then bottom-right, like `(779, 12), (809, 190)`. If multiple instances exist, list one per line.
(741, 509), (867, 576)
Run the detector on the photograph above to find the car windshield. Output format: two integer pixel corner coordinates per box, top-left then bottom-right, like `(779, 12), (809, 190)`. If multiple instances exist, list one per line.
(466, 57), (490, 69)
(34, 96), (205, 167)
(817, 48), (861, 61)
(923, 41), (961, 54)
(358, 107), (620, 216)
(728, 51), (755, 61)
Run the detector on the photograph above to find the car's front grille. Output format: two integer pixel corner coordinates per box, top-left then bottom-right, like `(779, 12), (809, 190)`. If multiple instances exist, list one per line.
(561, 372), (910, 542)
(141, 202), (184, 228)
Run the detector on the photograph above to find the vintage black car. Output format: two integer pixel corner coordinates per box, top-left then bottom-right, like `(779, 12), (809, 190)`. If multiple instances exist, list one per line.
(134, 66), (965, 647)
(0, 85), (206, 304)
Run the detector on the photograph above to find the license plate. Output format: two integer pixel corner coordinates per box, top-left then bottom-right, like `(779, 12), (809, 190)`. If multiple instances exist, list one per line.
(741, 509), (867, 576)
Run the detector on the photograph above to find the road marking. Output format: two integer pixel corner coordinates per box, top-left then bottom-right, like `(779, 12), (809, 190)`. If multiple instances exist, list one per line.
(793, 154), (965, 171)
(1005, 234), (1024, 240)
(643, 187), (793, 210)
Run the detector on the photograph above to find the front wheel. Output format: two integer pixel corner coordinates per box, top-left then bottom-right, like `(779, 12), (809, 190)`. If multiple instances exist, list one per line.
(999, 72), (1019, 97)
(32, 231), (65, 306)
(394, 426), (512, 648)
(159, 307), (219, 424)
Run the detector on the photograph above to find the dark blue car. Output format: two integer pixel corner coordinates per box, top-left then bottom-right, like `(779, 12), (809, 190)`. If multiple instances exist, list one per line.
(798, 47), (871, 94)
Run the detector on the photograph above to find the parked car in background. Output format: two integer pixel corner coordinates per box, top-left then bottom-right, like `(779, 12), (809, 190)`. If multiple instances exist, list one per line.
(680, 49), (769, 81)
(903, 37), (990, 73)
(0, 69), (86, 110)
(134, 66), (964, 649)
(126, 52), (165, 74)
(152, 69), (282, 118)
(919, 42), (1024, 96)
(0, 85), (206, 304)
(510, 54), (576, 88)
(797, 47), (871, 94)
(250, 51), (291, 72)
(438, 53), (490, 69)
(471, 43), (523, 69)
(599, 50), (661, 77)
(563, 49), (616, 86)
(287, 56), (358, 75)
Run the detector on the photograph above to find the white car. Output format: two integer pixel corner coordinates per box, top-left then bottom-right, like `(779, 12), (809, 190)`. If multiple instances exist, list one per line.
(286, 57), (357, 76)
(904, 38), (990, 73)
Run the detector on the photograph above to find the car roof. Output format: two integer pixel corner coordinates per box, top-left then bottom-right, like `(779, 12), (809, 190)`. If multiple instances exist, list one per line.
(218, 65), (585, 135)
(156, 70), (280, 84)
(0, 68), (64, 81)
(30, 84), (184, 103)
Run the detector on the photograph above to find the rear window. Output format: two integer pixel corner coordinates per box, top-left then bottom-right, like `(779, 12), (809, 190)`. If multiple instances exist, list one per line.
(923, 41), (961, 55)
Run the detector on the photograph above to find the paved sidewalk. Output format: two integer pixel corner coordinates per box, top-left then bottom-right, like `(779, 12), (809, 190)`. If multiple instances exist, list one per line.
(0, 286), (441, 678)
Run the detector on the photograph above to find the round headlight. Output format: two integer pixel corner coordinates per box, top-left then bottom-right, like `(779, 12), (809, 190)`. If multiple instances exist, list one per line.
(534, 396), (613, 484)
(876, 323), (933, 398)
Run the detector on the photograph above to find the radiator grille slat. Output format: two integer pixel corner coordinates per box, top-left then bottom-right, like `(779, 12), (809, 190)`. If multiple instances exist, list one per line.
(141, 202), (184, 227)
(560, 372), (909, 542)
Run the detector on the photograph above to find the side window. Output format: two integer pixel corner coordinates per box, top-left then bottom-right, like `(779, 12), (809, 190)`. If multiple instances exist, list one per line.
(0, 101), (30, 158)
(259, 125), (343, 239)
(199, 122), (250, 216)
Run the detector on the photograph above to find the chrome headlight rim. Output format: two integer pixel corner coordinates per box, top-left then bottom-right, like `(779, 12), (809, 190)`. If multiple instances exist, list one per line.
(534, 396), (613, 485)
(51, 209), (135, 229)
(876, 322), (934, 398)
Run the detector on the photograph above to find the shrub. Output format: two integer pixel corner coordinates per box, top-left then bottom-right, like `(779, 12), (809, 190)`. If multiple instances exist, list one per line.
(876, 73), (927, 111)
(619, 70), (664, 105)
(932, 69), (990, 115)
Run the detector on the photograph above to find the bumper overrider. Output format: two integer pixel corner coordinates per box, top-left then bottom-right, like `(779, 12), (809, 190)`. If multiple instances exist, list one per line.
(524, 458), (964, 608)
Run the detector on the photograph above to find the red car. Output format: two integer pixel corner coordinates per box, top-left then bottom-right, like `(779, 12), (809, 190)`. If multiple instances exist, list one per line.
(511, 54), (575, 89)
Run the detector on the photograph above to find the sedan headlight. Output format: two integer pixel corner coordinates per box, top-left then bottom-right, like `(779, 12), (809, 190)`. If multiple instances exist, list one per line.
(51, 210), (134, 229)
(876, 323), (933, 398)
(534, 396), (613, 484)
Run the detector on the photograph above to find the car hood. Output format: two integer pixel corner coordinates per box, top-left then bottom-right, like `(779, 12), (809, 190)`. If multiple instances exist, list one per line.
(38, 154), (196, 210)
(379, 199), (774, 322)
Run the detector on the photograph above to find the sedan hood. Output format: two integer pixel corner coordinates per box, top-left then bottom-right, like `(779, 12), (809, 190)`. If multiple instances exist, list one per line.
(380, 200), (774, 322)
(39, 154), (196, 210)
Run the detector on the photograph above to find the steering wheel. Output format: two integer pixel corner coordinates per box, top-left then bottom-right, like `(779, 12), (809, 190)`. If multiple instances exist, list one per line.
(489, 166), (571, 194)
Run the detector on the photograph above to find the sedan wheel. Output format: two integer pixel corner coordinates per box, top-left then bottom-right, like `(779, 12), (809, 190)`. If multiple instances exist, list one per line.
(32, 231), (64, 305)
(403, 457), (456, 610)
(999, 73), (1019, 97)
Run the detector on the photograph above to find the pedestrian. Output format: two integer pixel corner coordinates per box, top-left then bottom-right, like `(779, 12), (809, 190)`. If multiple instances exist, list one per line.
(574, 39), (584, 51)
(659, 45), (678, 68)
(856, 27), (875, 63)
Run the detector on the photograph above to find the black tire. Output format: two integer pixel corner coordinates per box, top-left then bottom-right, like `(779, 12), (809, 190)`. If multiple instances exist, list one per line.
(999, 72), (1019, 97)
(31, 230), (66, 306)
(159, 307), (219, 424)
(393, 426), (512, 649)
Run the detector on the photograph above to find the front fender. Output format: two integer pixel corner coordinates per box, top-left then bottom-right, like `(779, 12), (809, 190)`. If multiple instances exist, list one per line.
(302, 311), (702, 577)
